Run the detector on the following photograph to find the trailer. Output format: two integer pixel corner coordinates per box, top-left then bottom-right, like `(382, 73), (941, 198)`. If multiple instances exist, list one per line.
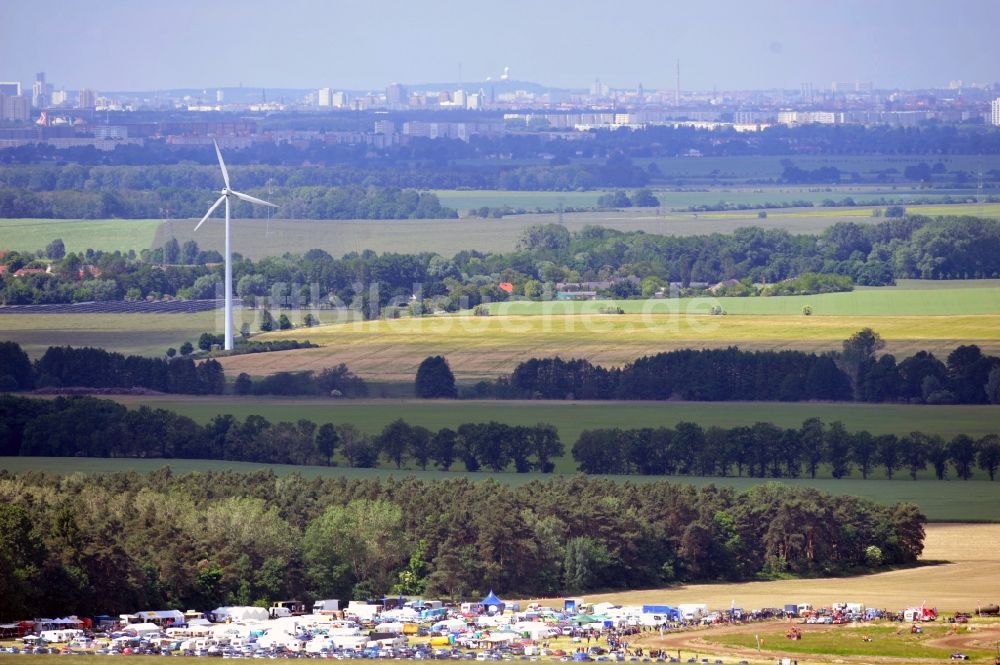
(677, 604), (708, 621)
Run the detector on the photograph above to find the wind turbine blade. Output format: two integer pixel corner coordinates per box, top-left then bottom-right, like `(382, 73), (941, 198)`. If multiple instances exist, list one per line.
(231, 190), (278, 208)
(214, 140), (230, 190)
(194, 195), (226, 231)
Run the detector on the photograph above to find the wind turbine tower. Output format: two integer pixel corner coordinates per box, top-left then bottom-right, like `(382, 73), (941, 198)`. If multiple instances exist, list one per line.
(195, 141), (277, 350)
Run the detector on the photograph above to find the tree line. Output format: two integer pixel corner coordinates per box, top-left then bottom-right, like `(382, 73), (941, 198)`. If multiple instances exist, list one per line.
(572, 419), (1000, 481)
(0, 185), (457, 220)
(475, 333), (1000, 405)
(1, 343), (224, 395)
(5, 215), (1000, 308)
(3, 393), (997, 481)
(0, 470), (926, 620)
(0, 394), (563, 472)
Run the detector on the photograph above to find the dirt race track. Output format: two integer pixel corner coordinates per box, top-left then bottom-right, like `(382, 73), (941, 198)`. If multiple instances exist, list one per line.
(637, 621), (1000, 665)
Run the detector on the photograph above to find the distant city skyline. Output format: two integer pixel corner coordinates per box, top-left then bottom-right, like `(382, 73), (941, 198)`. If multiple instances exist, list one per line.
(1, 0), (998, 92)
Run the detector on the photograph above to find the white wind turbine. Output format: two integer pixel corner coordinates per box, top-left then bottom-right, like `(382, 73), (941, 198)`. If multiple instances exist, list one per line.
(195, 140), (277, 350)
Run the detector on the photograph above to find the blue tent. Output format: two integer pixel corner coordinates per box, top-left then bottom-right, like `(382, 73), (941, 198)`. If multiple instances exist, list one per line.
(480, 590), (505, 614)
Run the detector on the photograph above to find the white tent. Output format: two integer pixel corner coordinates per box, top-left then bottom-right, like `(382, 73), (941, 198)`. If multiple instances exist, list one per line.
(137, 610), (185, 626)
(431, 618), (468, 633)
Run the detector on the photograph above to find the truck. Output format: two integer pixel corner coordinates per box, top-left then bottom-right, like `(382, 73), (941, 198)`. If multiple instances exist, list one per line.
(312, 599), (340, 614)
(783, 604), (798, 617)
(346, 601), (380, 622)
(270, 600), (306, 618)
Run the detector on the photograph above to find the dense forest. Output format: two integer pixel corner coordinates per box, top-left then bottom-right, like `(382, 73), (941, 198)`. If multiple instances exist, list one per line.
(4, 215), (1000, 306)
(2, 394), (998, 481)
(0, 470), (926, 619)
(479, 335), (1000, 405)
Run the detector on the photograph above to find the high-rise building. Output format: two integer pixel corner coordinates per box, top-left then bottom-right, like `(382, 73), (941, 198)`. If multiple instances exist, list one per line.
(385, 82), (407, 107)
(79, 89), (97, 109)
(993, 98), (1000, 127)
(318, 87), (333, 107)
(216, 89), (224, 103)
(0, 93), (31, 121)
(51, 90), (69, 106)
(0, 82), (21, 96)
(32, 72), (52, 107)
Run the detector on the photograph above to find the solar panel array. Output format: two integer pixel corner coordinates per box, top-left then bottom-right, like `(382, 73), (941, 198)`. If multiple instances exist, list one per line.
(0, 299), (226, 314)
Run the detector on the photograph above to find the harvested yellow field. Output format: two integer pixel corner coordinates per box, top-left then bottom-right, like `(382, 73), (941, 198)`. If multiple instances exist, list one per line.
(523, 524), (1000, 613)
(225, 314), (1000, 381)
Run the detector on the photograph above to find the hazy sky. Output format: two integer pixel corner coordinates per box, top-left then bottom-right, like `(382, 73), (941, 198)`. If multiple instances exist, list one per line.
(1, 0), (998, 92)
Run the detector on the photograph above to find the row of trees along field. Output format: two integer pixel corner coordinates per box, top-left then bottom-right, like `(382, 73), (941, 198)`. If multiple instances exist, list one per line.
(2, 394), (997, 480)
(572, 421), (1000, 481)
(478, 331), (1000, 405)
(0, 470), (926, 619)
(0, 341), (369, 397)
(0, 185), (459, 220)
(0, 395), (564, 471)
(0, 343), (224, 395)
(4, 215), (1000, 306)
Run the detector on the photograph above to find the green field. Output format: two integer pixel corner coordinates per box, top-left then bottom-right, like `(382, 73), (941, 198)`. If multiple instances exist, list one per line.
(434, 185), (999, 212)
(639, 153), (1000, 183)
(433, 189), (606, 209)
(0, 311), (217, 358)
(149, 208), (886, 259)
(0, 218), (163, 254)
(496, 286), (1000, 317)
(2, 455), (998, 522)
